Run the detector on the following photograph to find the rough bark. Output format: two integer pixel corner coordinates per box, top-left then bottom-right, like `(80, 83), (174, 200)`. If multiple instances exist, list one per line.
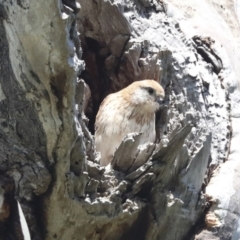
(0, 0), (240, 240)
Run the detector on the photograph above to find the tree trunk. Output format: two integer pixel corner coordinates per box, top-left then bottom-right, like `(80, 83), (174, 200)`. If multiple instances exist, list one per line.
(0, 0), (240, 239)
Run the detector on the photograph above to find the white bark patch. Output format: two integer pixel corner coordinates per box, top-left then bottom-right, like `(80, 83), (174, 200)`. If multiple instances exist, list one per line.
(0, 84), (6, 102)
(17, 201), (31, 240)
(206, 116), (240, 226)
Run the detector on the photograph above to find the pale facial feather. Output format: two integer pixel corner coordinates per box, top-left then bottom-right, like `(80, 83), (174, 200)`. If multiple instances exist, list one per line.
(122, 80), (165, 112)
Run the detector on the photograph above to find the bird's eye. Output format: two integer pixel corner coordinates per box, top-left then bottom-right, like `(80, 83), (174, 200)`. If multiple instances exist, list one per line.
(147, 87), (154, 95)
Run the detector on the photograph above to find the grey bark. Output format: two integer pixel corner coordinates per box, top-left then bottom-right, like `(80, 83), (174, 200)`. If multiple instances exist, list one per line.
(0, 0), (239, 240)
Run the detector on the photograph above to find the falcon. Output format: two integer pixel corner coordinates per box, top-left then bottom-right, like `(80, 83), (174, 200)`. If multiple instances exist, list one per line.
(95, 80), (165, 166)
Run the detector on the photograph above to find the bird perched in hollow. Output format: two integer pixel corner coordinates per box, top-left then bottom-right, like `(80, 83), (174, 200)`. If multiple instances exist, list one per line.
(95, 80), (165, 167)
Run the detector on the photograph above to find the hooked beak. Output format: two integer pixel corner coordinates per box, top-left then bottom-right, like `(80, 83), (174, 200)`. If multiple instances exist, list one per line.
(156, 98), (165, 105)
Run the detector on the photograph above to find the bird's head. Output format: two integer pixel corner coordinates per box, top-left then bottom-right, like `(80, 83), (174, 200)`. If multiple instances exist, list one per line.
(122, 80), (165, 112)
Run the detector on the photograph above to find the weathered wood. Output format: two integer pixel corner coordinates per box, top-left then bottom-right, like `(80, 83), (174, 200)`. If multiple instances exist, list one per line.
(1, 0), (240, 239)
(111, 133), (142, 172)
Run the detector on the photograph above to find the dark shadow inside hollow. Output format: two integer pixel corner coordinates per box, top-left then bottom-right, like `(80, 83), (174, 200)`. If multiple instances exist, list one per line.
(79, 37), (112, 134)
(120, 204), (150, 240)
